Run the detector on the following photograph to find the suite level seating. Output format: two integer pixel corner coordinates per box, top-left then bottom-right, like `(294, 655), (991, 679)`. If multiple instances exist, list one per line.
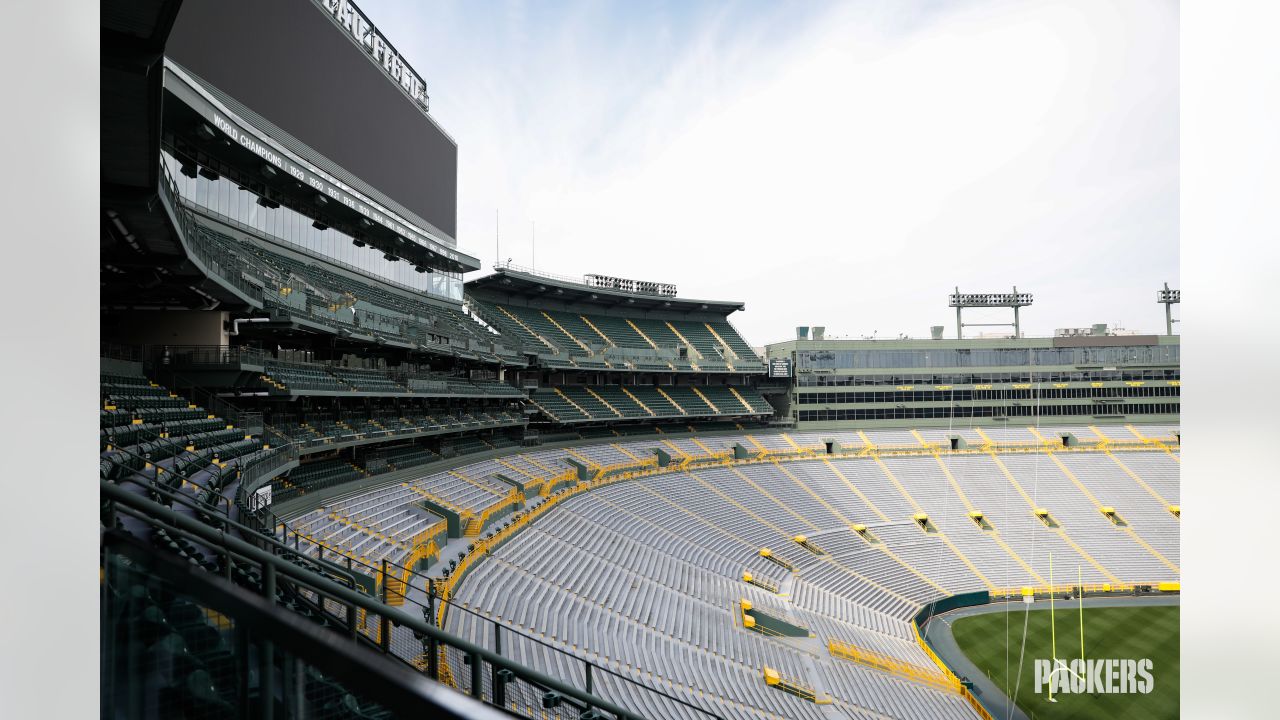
(268, 411), (524, 450)
(327, 366), (408, 393)
(263, 361), (349, 392)
(189, 224), (518, 361)
(402, 373), (523, 398)
(260, 360), (523, 400)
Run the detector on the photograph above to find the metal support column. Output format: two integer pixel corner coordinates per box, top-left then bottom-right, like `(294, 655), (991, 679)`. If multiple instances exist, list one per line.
(380, 560), (392, 653)
(492, 622), (504, 706)
(470, 650), (484, 700)
(260, 563), (276, 720)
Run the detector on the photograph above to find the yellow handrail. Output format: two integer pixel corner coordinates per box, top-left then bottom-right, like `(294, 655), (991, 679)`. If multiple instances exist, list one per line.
(912, 622), (994, 720)
(828, 638), (955, 691)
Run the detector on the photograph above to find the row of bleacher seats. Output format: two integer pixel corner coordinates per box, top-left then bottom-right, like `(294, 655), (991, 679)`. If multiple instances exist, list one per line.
(275, 459), (365, 502)
(270, 422), (1177, 717)
(100, 368), (268, 558)
(528, 385), (772, 423)
(101, 373), (263, 479)
(361, 444), (440, 473)
(430, 430), (1179, 720)
(477, 301), (766, 373)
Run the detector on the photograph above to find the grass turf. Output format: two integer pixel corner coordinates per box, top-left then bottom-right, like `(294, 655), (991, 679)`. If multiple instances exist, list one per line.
(950, 604), (1179, 720)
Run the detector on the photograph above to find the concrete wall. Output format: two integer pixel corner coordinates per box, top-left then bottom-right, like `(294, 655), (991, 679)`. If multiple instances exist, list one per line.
(109, 310), (228, 347)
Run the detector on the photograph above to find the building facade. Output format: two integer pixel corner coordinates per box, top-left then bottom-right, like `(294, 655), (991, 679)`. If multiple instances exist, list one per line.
(765, 334), (1179, 429)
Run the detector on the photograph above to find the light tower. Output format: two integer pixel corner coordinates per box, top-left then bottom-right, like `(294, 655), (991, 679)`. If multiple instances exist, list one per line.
(1157, 282), (1180, 335)
(948, 286), (1034, 339)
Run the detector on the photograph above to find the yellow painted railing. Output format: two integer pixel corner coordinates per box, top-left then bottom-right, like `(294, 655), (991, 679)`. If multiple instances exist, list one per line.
(912, 622), (994, 720)
(989, 580), (1179, 599)
(828, 638), (955, 691)
(762, 667), (833, 704)
(430, 436), (1182, 662)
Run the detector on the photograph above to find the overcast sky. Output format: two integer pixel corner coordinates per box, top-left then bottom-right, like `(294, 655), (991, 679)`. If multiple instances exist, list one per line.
(362, 0), (1178, 346)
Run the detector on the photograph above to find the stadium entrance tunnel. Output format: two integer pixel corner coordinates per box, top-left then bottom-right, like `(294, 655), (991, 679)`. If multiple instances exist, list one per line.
(792, 534), (826, 555)
(739, 599), (811, 637)
(757, 547), (795, 571)
(913, 513), (939, 534)
(762, 667), (833, 704)
(968, 510), (994, 532)
(741, 570), (779, 593)
(1034, 507), (1060, 528)
(852, 523), (882, 544)
(1100, 506), (1128, 527)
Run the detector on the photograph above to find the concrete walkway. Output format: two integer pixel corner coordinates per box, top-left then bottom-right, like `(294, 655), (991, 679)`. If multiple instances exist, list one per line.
(921, 595), (1180, 720)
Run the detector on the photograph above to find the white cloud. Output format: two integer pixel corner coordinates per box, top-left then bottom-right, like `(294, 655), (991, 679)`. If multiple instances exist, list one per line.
(364, 0), (1178, 344)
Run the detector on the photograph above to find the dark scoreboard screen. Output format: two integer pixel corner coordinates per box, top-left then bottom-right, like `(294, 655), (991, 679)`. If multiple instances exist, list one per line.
(167, 0), (459, 241)
(768, 358), (793, 378)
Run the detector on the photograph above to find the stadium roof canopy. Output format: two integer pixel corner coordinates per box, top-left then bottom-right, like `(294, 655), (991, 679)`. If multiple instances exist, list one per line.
(467, 266), (746, 315)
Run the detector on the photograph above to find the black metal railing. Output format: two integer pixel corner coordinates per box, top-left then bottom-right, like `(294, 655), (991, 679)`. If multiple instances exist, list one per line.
(154, 344), (271, 368)
(229, 491), (722, 720)
(103, 534), (503, 720)
(103, 482), (654, 720)
(100, 342), (145, 363)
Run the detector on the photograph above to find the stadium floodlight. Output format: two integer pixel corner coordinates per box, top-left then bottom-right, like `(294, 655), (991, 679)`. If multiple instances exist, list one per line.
(197, 166), (220, 181)
(948, 286), (1033, 339)
(195, 122), (217, 141)
(313, 193), (329, 208)
(383, 253), (398, 262)
(311, 220), (328, 231)
(260, 163), (278, 180)
(1157, 282), (1180, 335)
(414, 265), (428, 273)
(179, 160), (198, 179)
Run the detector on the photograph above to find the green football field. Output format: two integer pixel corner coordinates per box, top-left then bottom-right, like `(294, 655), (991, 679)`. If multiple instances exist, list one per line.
(950, 604), (1179, 720)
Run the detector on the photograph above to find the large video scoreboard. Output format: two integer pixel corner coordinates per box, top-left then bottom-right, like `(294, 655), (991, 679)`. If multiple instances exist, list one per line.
(167, 0), (459, 242)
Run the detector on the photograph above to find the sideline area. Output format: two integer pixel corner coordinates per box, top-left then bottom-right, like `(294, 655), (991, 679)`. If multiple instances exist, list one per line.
(923, 595), (1180, 720)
